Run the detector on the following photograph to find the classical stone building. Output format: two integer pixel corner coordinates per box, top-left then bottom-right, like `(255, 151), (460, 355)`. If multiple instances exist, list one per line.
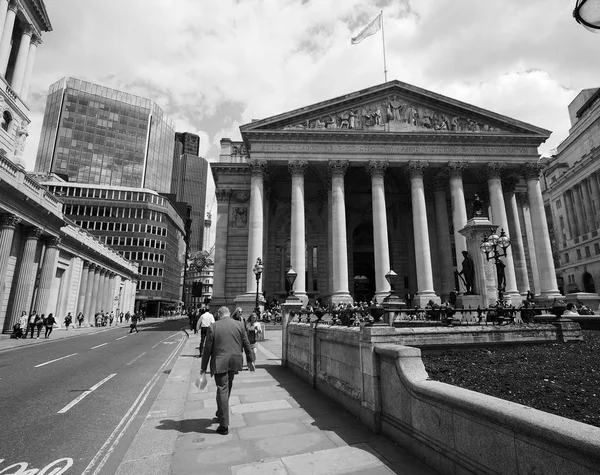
(211, 81), (561, 311)
(0, 157), (138, 333)
(542, 88), (600, 302)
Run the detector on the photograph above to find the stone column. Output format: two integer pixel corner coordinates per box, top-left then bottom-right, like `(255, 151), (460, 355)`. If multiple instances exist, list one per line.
(329, 160), (352, 303)
(581, 179), (594, 234)
(572, 185), (586, 236)
(523, 163), (562, 300)
(563, 190), (577, 240)
(367, 160), (391, 302)
(83, 264), (96, 324)
(10, 24), (32, 93)
(447, 161), (469, 265)
(518, 193), (540, 294)
(0, 0), (17, 75)
(20, 35), (39, 101)
(0, 0), (9, 44)
(289, 160), (308, 304)
(76, 261), (90, 316)
(106, 272), (116, 312)
(8, 226), (42, 329)
(212, 188), (231, 304)
(278, 247), (286, 294)
(502, 176), (530, 295)
(327, 176), (333, 297)
(307, 246), (314, 295)
(97, 269), (107, 313)
(88, 265), (102, 321)
(0, 214), (20, 317)
(408, 162), (438, 306)
(245, 160), (266, 294)
(34, 236), (60, 316)
(589, 173), (600, 228)
(432, 181), (455, 298)
(487, 163), (520, 303)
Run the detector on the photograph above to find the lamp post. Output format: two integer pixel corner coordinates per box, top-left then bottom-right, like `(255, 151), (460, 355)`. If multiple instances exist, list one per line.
(381, 269), (405, 326)
(286, 268), (299, 301)
(253, 257), (263, 314)
(480, 228), (511, 302)
(574, 0), (600, 33)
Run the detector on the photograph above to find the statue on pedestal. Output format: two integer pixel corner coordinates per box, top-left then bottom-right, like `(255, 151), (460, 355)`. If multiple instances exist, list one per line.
(457, 251), (475, 294)
(471, 194), (483, 218)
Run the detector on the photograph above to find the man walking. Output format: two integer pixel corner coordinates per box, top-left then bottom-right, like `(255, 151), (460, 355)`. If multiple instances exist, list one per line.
(200, 306), (254, 435)
(129, 312), (139, 333)
(196, 306), (215, 357)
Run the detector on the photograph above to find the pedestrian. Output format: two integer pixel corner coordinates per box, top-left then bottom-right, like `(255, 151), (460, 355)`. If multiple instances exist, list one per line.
(129, 313), (139, 333)
(35, 313), (44, 338)
(64, 312), (73, 330)
(109, 311), (114, 326)
(197, 306), (215, 357)
(27, 311), (37, 338)
(77, 312), (84, 327)
(125, 311), (130, 323)
(17, 311), (27, 338)
(245, 312), (262, 364)
(44, 313), (56, 339)
(200, 306), (254, 435)
(231, 307), (244, 323)
(119, 312), (124, 323)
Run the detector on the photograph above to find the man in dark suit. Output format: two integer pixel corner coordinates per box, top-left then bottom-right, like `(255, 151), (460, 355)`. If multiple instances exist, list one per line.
(200, 306), (254, 435)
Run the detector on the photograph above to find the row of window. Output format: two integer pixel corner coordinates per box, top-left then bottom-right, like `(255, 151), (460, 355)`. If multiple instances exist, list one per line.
(563, 243), (600, 264)
(67, 205), (164, 222)
(48, 185), (167, 206)
(137, 281), (163, 291)
(119, 250), (165, 263)
(140, 266), (165, 277)
(105, 236), (166, 250)
(75, 220), (166, 233)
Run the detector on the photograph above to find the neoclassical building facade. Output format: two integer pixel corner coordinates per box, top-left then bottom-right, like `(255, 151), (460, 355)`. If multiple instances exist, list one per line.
(211, 81), (561, 310)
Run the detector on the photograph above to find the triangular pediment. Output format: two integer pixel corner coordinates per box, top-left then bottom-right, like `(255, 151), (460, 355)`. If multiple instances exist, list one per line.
(241, 80), (550, 137)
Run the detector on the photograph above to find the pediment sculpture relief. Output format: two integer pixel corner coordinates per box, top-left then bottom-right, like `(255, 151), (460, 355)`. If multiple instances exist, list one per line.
(282, 94), (503, 133)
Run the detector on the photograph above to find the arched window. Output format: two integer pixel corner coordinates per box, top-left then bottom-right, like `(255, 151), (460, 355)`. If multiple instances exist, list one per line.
(1, 110), (11, 131)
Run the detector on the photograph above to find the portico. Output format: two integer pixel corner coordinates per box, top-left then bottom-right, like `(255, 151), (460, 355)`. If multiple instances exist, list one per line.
(211, 81), (562, 311)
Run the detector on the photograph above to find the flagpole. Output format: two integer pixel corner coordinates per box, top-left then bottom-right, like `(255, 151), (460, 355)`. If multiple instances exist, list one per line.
(380, 10), (388, 82)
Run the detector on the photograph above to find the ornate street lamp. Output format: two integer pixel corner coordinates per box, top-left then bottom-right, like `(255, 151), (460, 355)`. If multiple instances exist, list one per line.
(381, 269), (405, 326)
(574, 0), (600, 33)
(286, 268), (298, 301)
(480, 228), (511, 302)
(253, 257), (263, 314)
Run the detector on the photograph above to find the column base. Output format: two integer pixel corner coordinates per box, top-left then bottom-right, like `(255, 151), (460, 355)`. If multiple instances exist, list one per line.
(330, 291), (353, 305)
(292, 291), (309, 306)
(374, 290), (392, 304)
(414, 292), (440, 307)
(502, 291), (523, 306)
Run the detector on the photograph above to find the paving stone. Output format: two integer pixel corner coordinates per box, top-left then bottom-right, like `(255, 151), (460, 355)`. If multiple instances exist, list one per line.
(203, 395), (241, 407)
(240, 392), (293, 403)
(280, 445), (387, 475)
(237, 421), (310, 440)
(232, 400), (293, 414)
(243, 408), (314, 426)
(174, 427), (238, 451)
(145, 397), (187, 420)
(231, 458), (288, 475)
(171, 442), (258, 472)
(253, 431), (337, 458)
(114, 454), (172, 475)
(365, 437), (417, 463)
(122, 420), (180, 461)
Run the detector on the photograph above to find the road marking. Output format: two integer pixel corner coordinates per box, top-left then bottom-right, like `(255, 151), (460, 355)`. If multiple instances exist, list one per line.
(151, 331), (183, 348)
(116, 336), (128, 340)
(82, 336), (185, 475)
(126, 352), (146, 365)
(35, 353), (78, 368)
(91, 343), (108, 349)
(57, 373), (117, 414)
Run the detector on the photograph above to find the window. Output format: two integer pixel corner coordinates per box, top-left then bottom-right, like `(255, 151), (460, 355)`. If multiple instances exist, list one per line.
(555, 199), (562, 209)
(559, 216), (565, 230)
(2, 110), (12, 131)
(576, 249), (582, 260)
(564, 253), (570, 263)
(595, 243), (600, 255)
(586, 246), (591, 257)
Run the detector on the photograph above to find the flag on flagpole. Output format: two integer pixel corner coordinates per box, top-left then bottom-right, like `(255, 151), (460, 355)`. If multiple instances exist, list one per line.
(351, 13), (382, 45)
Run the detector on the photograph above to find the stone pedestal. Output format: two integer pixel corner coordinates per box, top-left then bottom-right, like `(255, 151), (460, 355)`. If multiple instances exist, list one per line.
(459, 217), (500, 307)
(282, 300), (302, 367)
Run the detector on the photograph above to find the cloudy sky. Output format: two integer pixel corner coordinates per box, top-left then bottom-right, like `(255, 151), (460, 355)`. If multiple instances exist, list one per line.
(20, 0), (600, 215)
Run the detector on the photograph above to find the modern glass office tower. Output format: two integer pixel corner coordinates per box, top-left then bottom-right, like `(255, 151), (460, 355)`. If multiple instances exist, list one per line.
(34, 77), (176, 193)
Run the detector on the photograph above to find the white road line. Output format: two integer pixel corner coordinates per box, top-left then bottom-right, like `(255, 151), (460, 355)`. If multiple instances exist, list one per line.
(82, 336), (185, 475)
(91, 343), (108, 349)
(34, 353), (78, 368)
(151, 331), (183, 349)
(116, 336), (127, 341)
(57, 373), (117, 414)
(126, 352), (146, 365)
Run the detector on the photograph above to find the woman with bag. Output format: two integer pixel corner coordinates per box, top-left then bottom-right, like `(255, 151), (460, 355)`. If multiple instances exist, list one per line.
(35, 313), (44, 339)
(245, 312), (262, 364)
(44, 313), (56, 339)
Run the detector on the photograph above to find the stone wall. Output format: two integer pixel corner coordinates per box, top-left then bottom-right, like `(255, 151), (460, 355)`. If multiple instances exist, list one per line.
(284, 322), (600, 474)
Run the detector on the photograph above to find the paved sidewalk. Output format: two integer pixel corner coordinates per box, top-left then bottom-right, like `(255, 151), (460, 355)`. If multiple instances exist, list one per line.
(0, 317), (184, 352)
(114, 328), (439, 475)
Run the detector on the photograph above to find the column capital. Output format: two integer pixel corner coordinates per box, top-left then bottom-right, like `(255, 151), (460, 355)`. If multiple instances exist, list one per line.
(25, 226), (42, 240)
(407, 161), (428, 179)
(0, 213), (21, 228)
(7, 0), (18, 13)
(215, 187), (232, 203)
(288, 160), (308, 177)
(248, 159), (267, 179)
(328, 160), (349, 178)
(44, 236), (61, 248)
(99, 268), (107, 275)
(446, 161), (467, 178)
(93, 264), (101, 273)
(30, 35), (42, 46)
(521, 162), (543, 181)
(82, 260), (91, 269)
(366, 160), (388, 179)
(21, 24), (33, 36)
(486, 162), (506, 180)
(501, 174), (520, 193)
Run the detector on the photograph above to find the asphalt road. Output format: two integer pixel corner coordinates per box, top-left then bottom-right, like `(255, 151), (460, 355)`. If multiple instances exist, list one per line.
(0, 318), (188, 475)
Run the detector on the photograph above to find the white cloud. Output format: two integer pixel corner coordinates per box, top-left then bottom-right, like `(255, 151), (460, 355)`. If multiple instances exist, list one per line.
(19, 0), (600, 171)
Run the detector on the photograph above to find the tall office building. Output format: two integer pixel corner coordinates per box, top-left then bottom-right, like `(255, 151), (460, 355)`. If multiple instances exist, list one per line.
(176, 132), (200, 156)
(34, 77), (176, 193)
